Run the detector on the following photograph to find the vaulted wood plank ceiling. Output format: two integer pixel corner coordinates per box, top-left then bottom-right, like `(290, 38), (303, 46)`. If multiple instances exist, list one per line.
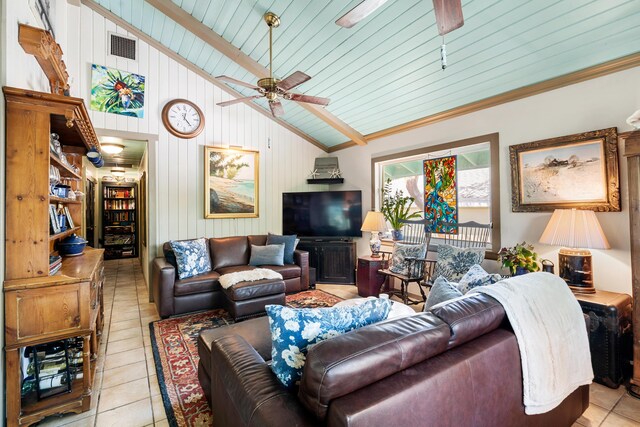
(89, 0), (640, 150)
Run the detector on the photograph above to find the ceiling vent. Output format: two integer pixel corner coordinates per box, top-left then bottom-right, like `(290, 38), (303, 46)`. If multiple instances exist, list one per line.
(108, 32), (137, 61)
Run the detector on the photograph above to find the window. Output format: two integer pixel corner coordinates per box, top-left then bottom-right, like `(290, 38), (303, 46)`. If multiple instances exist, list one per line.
(371, 133), (500, 255)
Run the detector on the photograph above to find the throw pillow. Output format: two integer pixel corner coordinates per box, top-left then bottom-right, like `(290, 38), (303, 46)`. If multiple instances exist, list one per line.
(170, 238), (212, 280)
(266, 233), (297, 264)
(457, 264), (503, 294)
(266, 299), (392, 388)
(389, 243), (427, 277)
(249, 244), (285, 266)
(424, 276), (463, 311)
(432, 244), (485, 281)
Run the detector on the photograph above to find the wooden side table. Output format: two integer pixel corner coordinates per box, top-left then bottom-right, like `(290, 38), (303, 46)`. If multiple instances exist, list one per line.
(356, 256), (388, 297)
(574, 289), (633, 388)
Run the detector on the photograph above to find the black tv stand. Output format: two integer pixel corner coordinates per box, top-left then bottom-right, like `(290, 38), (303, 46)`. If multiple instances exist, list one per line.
(297, 239), (356, 285)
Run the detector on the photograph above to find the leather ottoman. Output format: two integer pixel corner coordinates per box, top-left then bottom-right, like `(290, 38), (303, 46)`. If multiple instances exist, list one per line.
(222, 278), (286, 321)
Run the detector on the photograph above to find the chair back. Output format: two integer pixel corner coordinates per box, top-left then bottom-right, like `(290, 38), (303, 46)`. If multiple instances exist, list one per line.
(438, 221), (492, 248)
(399, 218), (432, 249)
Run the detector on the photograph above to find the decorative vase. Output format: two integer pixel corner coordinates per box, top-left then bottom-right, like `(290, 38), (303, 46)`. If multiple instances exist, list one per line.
(391, 229), (403, 241)
(369, 232), (381, 257)
(514, 266), (529, 276)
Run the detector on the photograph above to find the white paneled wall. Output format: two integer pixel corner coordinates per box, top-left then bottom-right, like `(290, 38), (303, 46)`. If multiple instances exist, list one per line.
(67, 5), (326, 255)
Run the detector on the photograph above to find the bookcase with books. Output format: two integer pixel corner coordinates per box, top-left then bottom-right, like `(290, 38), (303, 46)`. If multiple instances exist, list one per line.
(102, 182), (138, 260)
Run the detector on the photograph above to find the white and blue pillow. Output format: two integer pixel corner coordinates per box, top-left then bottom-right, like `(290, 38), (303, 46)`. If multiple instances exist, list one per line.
(432, 244), (485, 281)
(169, 238), (212, 279)
(389, 243), (427, 277)
(457, 264), (503, 294)
(266, 299), (392, 388)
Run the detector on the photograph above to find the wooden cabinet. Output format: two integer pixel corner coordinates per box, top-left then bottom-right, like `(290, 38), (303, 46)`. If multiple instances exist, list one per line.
(3, 86), (104, 426)
(357, 256), (389, 297)
(297, 240), (357, 284)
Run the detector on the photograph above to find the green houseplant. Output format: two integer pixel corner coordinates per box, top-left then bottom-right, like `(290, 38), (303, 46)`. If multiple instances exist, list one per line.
(380, 178), (421, 240)
(497, 242), (540, 276)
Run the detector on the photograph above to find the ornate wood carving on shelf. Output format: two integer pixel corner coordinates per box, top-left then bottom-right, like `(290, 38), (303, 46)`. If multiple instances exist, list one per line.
(18, 23), (70, 95)
(3, 87), (101, 151)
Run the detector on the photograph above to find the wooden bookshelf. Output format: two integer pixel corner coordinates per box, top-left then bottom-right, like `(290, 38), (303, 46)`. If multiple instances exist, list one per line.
(102, 182), (138, 260)
(3, 86), (104, 426)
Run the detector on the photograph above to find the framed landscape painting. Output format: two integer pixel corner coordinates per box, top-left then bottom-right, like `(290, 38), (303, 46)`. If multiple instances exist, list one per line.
(205, 146), (259, 218)
(510, 127), (620, 212)
(90, 64), (145, 118)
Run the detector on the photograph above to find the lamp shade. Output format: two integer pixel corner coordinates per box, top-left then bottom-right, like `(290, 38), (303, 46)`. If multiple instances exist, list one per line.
(361, 211), (387, 232)
(539, 208), (610, 249)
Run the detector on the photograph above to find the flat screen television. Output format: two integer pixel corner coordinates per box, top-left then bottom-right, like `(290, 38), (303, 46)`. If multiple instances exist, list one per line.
(283, 191), (362, 238)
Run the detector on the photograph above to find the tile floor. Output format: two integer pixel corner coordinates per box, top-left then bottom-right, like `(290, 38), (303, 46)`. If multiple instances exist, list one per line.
(35, 263), (640, 426)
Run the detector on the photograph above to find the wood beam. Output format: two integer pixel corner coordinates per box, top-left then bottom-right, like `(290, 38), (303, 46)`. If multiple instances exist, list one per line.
(81, 0), (328, 152)
(146, 0), (367, 146)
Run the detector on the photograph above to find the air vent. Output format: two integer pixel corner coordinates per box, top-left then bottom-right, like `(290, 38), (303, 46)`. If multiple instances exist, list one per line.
(109, 32), (137, 61)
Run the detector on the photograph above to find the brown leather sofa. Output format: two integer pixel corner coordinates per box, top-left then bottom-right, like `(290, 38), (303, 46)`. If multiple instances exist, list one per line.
(197, 293), (589, 427)
(152, 235), (309, 318)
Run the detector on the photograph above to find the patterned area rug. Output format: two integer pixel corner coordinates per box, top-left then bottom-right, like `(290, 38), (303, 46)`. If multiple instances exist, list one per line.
(149, 289), (343, 427)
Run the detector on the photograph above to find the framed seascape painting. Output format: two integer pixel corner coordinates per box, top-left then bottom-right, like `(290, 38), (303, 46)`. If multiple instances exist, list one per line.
(424, 155), (459, 234)
(90, 64), (145, 118)
(205, 146), (259, 218)
(510, 127), (620, 212)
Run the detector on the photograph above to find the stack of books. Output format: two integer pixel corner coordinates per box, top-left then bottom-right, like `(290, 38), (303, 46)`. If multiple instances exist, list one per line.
(49, 255), (62, 275)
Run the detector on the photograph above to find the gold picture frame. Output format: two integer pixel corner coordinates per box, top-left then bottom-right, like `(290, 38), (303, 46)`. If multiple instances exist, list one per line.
(204, 146), (259, 219)
(510, 127), (620, 212)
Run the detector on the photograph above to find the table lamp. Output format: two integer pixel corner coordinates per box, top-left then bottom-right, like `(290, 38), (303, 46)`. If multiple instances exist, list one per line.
(361, 211), (387, 258)
(539, 208), (610, 293)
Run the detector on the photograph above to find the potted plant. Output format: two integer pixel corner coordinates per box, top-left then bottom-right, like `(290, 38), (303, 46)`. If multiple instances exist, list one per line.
(380, 178), (421, 240)
(497, 242), (540, 276)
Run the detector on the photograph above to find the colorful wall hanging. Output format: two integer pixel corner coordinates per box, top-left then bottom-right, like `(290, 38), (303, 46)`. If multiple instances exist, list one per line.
(90, 64), (145, 118)
(424, 155), (458, 234)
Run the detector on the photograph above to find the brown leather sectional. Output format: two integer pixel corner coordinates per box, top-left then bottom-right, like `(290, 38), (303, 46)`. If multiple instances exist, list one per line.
(152, 235), (309, 318)
(198, 293), (589, 427)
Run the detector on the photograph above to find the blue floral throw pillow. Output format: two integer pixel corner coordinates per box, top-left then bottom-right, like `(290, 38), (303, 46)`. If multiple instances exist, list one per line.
(389, 243), (427, 277)
(432, 244), (485, 282)
(266, 299), (392, 388)
(457, 264), (503, 294)
(170, 238), (212, 279)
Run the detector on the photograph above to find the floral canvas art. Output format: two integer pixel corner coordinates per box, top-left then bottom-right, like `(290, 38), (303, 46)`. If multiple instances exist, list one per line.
(90, 64), (145, 118)
(424, 155), (458, 234)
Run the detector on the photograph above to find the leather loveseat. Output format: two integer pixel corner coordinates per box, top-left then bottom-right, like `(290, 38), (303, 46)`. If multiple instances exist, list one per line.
(152, 235), (309, 318)
(197, 293), (589, 427)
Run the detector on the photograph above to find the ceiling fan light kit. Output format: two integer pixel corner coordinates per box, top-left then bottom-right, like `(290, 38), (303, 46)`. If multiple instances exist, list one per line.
(216, 12), (330, 117)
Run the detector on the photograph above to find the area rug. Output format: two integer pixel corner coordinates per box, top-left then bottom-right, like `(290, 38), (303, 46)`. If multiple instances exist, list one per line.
(149, 289), (343, 427)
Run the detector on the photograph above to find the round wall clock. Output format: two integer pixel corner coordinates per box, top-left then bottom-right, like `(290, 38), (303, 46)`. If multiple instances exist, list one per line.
(162, 99), (205, 139)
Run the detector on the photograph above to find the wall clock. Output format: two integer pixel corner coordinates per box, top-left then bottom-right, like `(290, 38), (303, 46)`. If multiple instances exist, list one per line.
(162, 99), (205, 139)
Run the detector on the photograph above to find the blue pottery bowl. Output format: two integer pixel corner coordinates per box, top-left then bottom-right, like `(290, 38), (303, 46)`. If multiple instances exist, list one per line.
(58, 234), (88, 257)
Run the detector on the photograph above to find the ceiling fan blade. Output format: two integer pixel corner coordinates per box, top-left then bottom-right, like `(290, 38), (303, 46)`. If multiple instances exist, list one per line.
(216, 75), (260, 91)
(335, 0), (389, 28)
(217, 95), (263, 107)
(287, 93), (330, 106)
(269, 100), (285, 117)
(277, 71), (311, 91)
(433, 0), (464, 36)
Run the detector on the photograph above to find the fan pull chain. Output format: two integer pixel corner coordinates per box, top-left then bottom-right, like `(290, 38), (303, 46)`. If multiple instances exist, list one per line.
(440, 35), (447, 70)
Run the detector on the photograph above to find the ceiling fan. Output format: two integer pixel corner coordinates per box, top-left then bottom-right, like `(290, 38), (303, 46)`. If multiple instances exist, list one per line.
(216, 12), (330, 117)
(336, 0), (464, 35)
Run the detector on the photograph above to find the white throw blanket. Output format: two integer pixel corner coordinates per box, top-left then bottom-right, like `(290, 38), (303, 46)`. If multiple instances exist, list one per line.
(470, 272), (593, 415)
(218, 268), (283, 289)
